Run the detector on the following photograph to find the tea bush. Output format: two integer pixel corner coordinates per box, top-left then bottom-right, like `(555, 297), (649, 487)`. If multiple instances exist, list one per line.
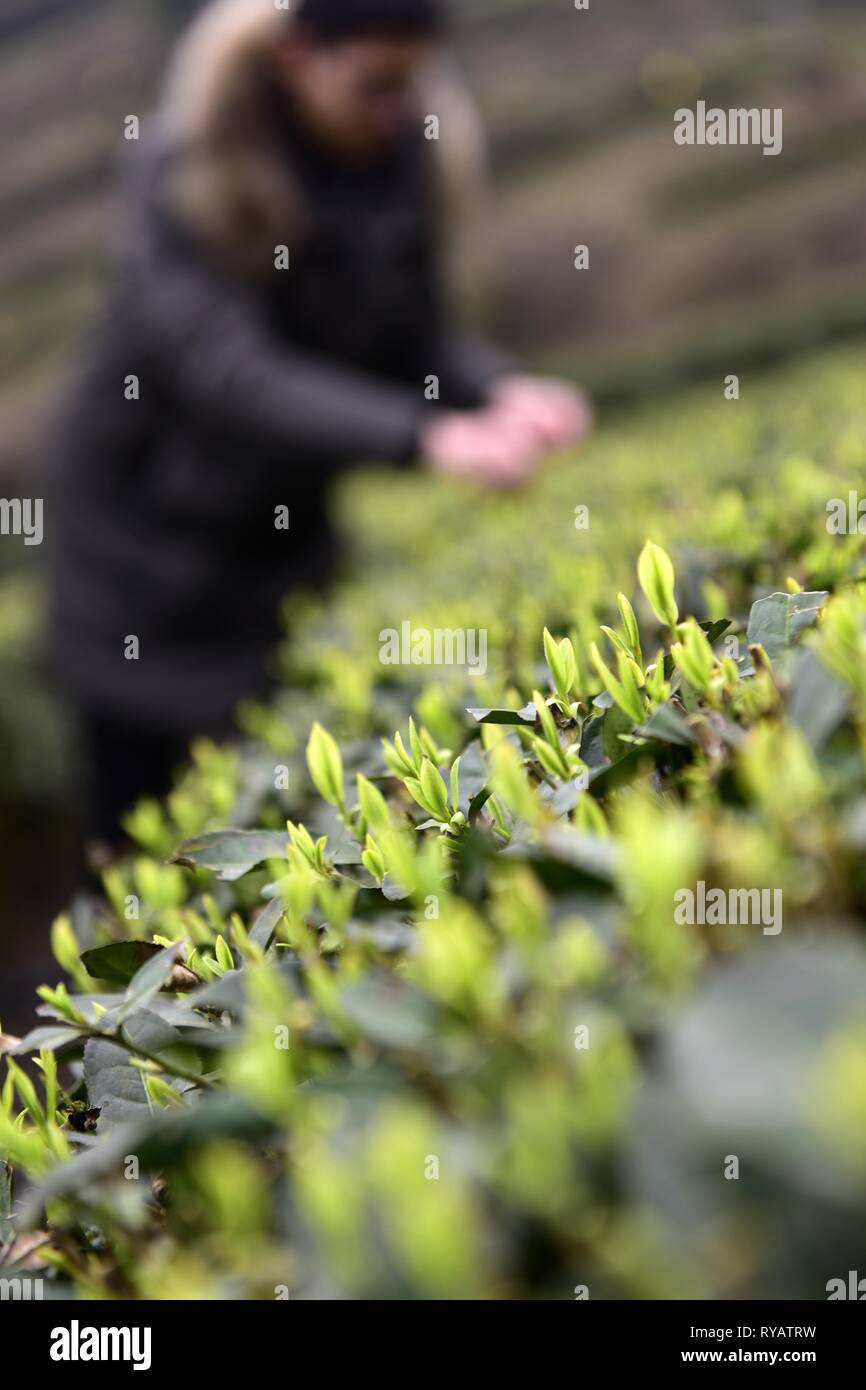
(2, 344), (866, 1300)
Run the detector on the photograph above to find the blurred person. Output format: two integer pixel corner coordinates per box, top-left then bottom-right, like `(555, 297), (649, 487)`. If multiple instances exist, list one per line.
(47, 0), (592, 848)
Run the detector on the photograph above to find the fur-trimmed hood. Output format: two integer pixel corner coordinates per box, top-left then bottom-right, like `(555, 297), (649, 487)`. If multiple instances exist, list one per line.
(156, 0), (485, 276)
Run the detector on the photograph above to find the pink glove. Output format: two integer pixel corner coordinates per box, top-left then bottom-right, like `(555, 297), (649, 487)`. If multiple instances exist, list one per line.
(420, 409), (543, 490)
(490, 375), (594, 451)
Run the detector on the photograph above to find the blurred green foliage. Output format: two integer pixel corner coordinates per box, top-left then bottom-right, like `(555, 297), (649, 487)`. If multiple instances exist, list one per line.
(2, 341), (866, 1300)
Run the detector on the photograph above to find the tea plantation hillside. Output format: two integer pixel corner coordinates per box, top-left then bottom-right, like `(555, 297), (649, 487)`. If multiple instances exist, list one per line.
(2, 342), (866, 1300)
(281, 342), (866, 728)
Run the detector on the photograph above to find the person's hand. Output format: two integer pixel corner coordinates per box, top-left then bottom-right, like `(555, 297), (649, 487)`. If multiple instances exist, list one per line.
(490, 375), (594, 452)
(420, 409), (544, 490)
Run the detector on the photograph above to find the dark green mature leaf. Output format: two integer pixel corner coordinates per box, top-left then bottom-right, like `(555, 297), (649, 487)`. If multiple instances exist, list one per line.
(699, 618), (733, 646)
(468, 703), (537, 727)
(788, 648), (849, 750)
(308, 1062), (407, 1109)
(468, 785), (494, 824)
(626, 938), (866, 1297)
(185, 970), (248, 1017)
(249, 896), (285, 951)
(304, 809), (365, 866)
(21, 1096), (275, 1225)
(80, 941), (163, 987)
(589, 745), (648, 796)
(452, 741), (491, 808)
(579, 713), (609, 769)
(174, 1025), (244, 1051)
(504, 826), (617, 885)
(537, 827), (618, 880)
(117, 943), (185, 1021)
(341, 974), (438, 1050)
(381, 874), (411, 903)
(173, 829), (289, 881)
(346, 917), (416, 953)
(38, 993), (201, 1029)
(189, 960), (301, 1019)
(843, 798), (866, 851)
(84, 1038), (151, 1131)
(639, 703), (699, 747)
(84, 1011), (192, 1131)
(746, 591), (828, 665)
(12, 1026), (86, 1055)
(539, 778), (585, 816)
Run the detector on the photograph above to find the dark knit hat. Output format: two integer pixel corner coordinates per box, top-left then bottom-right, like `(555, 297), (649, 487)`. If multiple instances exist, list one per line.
(297, 0), (445, 41)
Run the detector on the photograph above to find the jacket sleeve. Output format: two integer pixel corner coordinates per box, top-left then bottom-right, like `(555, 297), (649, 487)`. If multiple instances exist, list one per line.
(117, 196), (424, 468)
(411, 250), (517, 410)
